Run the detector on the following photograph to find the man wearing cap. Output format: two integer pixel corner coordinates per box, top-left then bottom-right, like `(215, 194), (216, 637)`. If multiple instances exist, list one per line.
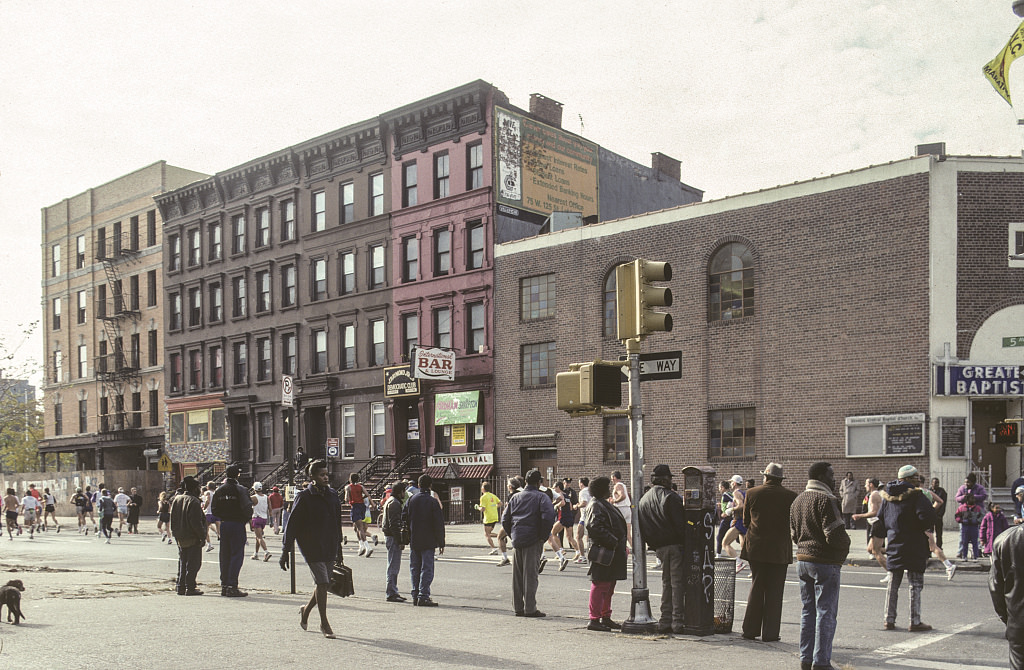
(879, 464), (935, 632)
(170, 476), (206, 595)
(636, 464), (687, 634)
(1010, 473), (1024, 520)
(211, 465), (254, 597)
(741, 462), (798, 642)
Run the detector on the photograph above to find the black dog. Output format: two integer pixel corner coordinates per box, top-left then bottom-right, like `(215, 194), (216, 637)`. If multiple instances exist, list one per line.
(0, 579), (25, 624)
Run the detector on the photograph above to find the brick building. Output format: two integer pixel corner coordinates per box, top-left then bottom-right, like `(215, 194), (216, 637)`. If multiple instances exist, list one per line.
(494, 151), (1024, 492)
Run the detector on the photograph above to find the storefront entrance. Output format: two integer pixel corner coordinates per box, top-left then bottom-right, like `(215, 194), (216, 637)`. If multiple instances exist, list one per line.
(521, 447), (558, 485)
(972, 399), (1010, 486)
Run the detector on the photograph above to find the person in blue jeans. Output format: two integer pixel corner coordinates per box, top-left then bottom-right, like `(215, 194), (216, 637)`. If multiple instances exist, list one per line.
(380, 481), (408, 602)
(790, 461), (851, 670)
(403, 474), (445, 606)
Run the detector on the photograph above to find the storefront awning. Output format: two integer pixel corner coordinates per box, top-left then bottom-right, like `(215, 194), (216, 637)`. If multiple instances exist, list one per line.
(458, 465), (493, 480)
(423, 464), (494, 481)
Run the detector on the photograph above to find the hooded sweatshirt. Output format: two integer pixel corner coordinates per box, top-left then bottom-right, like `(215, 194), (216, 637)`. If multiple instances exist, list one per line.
(880, 480), (935, 573)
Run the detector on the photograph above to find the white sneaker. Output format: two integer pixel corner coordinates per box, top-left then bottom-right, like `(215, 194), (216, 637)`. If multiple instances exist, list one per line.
(735, 560), (746, 574)
(358, 545), (366, 556)
(880, 573), (892, 583)
(946, 564), (957, 581)
(105, 539), (111, 544)
(489, 548), (499, 555)
(365, 546), (374, 558)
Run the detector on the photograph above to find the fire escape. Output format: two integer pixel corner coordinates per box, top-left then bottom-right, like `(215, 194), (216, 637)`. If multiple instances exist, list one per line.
(95, 228), (141, 443)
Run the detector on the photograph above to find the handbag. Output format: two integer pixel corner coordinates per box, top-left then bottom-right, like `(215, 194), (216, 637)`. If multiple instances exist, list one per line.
(399, 518), (411, 546)
(328, 552), (355, 598)
(589, 543), (615, 566)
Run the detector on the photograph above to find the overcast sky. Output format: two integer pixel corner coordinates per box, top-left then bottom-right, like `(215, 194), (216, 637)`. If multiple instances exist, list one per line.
(3, 0), (1024, 384)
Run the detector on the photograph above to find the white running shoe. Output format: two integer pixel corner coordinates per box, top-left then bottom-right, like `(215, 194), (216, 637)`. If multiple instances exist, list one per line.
(489, 548), (499, 555)
(365, 546), (374, 558)
(880, 573), (892, 583)
(946, 564), (957, 581)
(735, 560), (747, 574)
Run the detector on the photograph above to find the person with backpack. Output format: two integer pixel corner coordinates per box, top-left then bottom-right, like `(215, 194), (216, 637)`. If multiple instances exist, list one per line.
(955, 493), (983, 560)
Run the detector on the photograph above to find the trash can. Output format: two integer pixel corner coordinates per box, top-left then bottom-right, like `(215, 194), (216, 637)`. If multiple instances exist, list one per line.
(714, 557), (736, 634)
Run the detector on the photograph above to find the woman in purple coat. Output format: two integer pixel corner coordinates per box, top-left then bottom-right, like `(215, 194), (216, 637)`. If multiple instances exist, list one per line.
(981, 503), (1010, 557)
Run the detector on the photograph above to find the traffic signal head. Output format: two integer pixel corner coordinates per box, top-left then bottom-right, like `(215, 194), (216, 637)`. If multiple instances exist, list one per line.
(615, 259), (673, 340)
(556, 362), (623, 412)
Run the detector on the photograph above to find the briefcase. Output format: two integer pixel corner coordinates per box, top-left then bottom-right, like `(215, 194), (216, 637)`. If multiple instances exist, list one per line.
(328, 554), (354, 598)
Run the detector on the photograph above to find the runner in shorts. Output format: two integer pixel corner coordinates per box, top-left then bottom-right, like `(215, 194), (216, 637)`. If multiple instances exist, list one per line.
(249, 482), (272, 562)
(720, 475), (748, 573)
(203, 481), (220, 551)
(113, 487), (131, 537)
(3, 488), (21, 539)
(83, 485), (98, 534)
(574, 477), (592, 564)
(345, 473), (372, 557)
(476, 482), (502, 555)
(70, 487), (88, 534)
(853, 477), (888, 580)
(42, 487), (60, 532)
(20, 490), (40, 538)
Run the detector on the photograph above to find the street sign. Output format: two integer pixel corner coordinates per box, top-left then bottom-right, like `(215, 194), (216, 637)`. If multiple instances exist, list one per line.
(326, 437), (340, 458)
(282, 375), (294, 407)
(637, 351), (682, 381)
(157, 454), (173, 472)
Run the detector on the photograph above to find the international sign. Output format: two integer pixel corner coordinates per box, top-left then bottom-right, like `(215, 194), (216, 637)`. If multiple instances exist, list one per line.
(414, 347), (455, 381)
(282, 375), (294, 407)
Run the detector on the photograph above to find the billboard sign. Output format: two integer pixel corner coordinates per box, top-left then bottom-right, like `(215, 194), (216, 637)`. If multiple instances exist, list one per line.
(414, 347), (456, 381)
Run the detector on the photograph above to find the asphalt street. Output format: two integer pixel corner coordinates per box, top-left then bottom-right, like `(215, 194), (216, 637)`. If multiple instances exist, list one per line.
(0, 517), (1010, 669)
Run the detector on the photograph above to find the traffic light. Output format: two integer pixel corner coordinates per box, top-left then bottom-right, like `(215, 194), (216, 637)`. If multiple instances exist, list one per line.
(556, 362), (623, 412)
(615, 259), (673, 341)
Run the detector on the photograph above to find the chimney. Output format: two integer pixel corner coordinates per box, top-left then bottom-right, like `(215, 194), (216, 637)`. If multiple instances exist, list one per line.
(651, 152), (681, 181)
(529, 94), (563, 129)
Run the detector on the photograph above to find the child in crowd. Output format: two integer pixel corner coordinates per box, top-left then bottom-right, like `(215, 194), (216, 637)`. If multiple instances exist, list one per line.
(980, 502), (1010, 558)
(954, 493), (983, 560)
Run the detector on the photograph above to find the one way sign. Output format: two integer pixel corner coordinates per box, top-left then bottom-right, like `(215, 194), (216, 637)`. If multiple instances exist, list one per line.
(637, 351), (683, 381)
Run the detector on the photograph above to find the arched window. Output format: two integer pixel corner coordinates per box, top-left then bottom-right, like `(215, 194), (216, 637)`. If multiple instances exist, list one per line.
(708, 242), (754, 321)
(603, 271), (617, 337)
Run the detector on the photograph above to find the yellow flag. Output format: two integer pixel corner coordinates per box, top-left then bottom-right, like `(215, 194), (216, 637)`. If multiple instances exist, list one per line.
(984, 19), (1024, 106)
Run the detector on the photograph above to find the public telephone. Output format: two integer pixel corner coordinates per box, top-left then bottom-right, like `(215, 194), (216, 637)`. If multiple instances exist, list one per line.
(680, 465), (717, 635)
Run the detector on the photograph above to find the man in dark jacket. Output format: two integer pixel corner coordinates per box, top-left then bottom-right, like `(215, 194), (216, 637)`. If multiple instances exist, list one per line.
(991, 523), (1024, 670)
(790, 461), (850, 670)
(381, 481), (408, 602)
(210, 464), (253, 597)
(280, 459), (342, 638)
(403, 474), (444, 607)
(501, 468), (555, 618)
(880, 464), (936, 632)
(170, 476), (207, 596)
(742, 462), (798, 642)
(636, 463), (687, 634)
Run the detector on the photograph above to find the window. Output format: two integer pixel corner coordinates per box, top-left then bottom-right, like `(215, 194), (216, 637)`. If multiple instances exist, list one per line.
(147, 269), (158, 307)
(169, 292), (182, 330)
(340, 182), (354, 223)
(371, 402), (385, 457)
(708, 242), (754, 321)
(402, 236), (418, 282)
(98, 340), (107, 375)
(433, 229), (450, 276)
(256, 207), (270, 247)
(168, 409), (223, 445)
(604, 417), (629, 462)
(233, 341), (247, 384)
(256, 270), (270, 313)
(52, 297), (61, 330)
(130, 215), (139, 251)
(76, 235), (86, 269)
(281, 264), (296, 307)
(209, 346), (223, 388)
(434, 307), (451, 349)
(467, 142), (484, 190)
(78, 344), (88, 378)
(189, 349), (202, 390)
(258, 412), (272, 462)
(340, 252), (355, 294)
(148, 329), (158, 366)
(52, 348), (63, 383)
(467, 302), (485, 353)
(467, 221), (484, 269)
(709, 407), (756, 458)
(521, 274), (555, 320)
(342, 405), (355, 458)
(188, 229), (201, 266)
(130, 333), (140, 369)
(79, 399), (88, 433)
(147, 210), (157, 247)
(188, 286), (202, 327)
(51, 243), (61, 277)
(149, 389), (159, 426)
(97, 228), (107, 260)
(256, 337), (271, 381)
(169, 352), (182, 392)
(232, 276), (247, 318)
(280, 199), (295, 241)
(53, 399), (62, 436)
(97, 284), (106, 319)
(311, 259), (327, 301)
(1017, 230), (1024, 256)
(312, 190), (326, 232)
(370, 172), (384, 216)
(113, 279), (124, 314)
(112, 221), (122, 255)
(371, 318), (386, 366)
(231, 214), (245, 254)
(131, 391), (141, 428)
(209, 282), (223, 322)
(130, 274), (140, 311)
(434, 151), (449, 199)
(521, 341), (555, 387)
(168, 235), (181, 271)
(341, 324), (356, 369)
(312, 328), (327, 373)
(370, 244), (385, 288)
(401, 313), (418, 359)
(281, 333), (296, 375)
(208, 222), (222, 261)
(77, 290), (87, 324)
(402, 162), (418, 208)
(99, 396), (109, 432)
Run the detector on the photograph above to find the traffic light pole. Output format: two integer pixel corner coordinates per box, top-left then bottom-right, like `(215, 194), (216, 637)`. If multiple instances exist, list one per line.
(621, 336), (658, 635)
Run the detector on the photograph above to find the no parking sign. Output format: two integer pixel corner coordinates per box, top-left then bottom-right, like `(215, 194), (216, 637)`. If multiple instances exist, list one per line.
(326, 437), (340, 458)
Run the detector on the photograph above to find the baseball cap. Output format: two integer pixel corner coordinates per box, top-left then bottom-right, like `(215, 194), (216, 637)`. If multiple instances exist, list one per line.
(1016, 486), (1024, 496)
(253, 482), (263, 491)
(730, 474), (744, 485)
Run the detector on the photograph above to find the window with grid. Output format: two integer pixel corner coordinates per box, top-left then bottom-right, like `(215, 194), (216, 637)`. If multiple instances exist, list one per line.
(341, 324), (356, 369)
(342, 405), (356, 458)
(51, 243), (61, 277)
(281, 199), (295, 241)
(258, 412), (272, 462)
(401, 313), (418, 359)
(313, 190), (326, 232)
(467, 302), (485, 353)
(281, 265), (296, 307)
(312, 259), (327, 301)
(233, 341), (247, 385)
(281, 333), (296, 375)
(188, 229), (201, 266)
(434, 151), (449, 199)
(78, 344), (87, 378)
(168, 235), (181, 271)
(209, 346), (223, 388)
(603, 268), (618, 334)
(370, 244), (385, 288)
(232, 276), (246, 317)
(208, 222), (222, 261)
(402, 236), (418, 282)
(131, 392), (141, 428)
(604, 416), (629, 462)
(709, 407), (756, 459)
(169, 292), (182, 330)
(189, 349), (202, 390)
(256, 207), (270, 247)
(77, 290), (87, 324)
(520, 274), (555, 320)
(52, 297), (61, 330)
(467, 221), (484, 269)
(708, 242), (754, 321)
(433, 307), (451, 349)
(340, 252), (355, 294)
(312, 328), (328, 373)
(256, 270), (270, 312)
(403, 162), (418, 208)
(521, 341), (555, 387)
(467, 142), (483, 190)
(370, 173), (384, 216)
(256, 337), (271, 381)
(232, 214), (245, 254)
(371, 402), (385, 457)
(209, 282), (223, 322)
(169, 353), (182, 392)
(188, 287), (201, 327)
(76, 235), (86, 269)
(79, 399), (88, 433)
(341, 182), (354, 223)
(433, 229), (450, 276)
(371, 319), (386, 366)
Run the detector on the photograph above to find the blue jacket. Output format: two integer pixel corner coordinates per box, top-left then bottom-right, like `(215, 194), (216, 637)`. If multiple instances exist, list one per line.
(282, 485), (341, 563)
(404, 490), (445, 551)
(880, 480), (935, 573)
(501, 485), (555, 548)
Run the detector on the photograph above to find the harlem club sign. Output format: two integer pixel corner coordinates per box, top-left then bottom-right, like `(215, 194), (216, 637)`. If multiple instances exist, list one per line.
(413, 346), (456, 382)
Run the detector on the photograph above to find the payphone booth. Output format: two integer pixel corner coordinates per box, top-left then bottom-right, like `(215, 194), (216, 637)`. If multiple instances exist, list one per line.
(681, 465), (717, 636)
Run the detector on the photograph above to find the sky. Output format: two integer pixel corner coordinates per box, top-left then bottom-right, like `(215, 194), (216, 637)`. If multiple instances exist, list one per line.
(3, 0), (1024, 385)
